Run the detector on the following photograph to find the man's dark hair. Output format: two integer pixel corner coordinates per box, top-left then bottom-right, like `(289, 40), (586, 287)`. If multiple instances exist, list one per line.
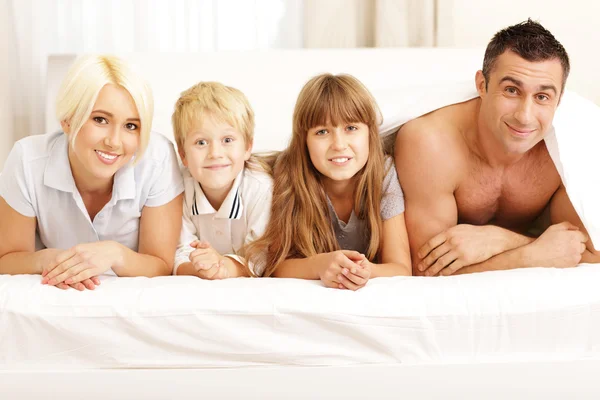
(482, 18), (570, 92)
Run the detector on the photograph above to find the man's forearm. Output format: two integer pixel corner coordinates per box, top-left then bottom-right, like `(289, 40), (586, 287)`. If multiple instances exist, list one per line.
(454, 244), (534, 275)
(581, 250), (600, 264)
(415, 224), (535, 276)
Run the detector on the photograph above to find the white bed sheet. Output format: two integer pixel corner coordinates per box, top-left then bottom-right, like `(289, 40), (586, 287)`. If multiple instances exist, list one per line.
(1, 265), (599, 370)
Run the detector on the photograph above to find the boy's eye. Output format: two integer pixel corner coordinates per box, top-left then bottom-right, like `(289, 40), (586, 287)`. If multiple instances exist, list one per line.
(93, 116), (108, 124)
(223, 137), (234, 144)
(196, 139), (208, 146)
(125, 123), (138, 131)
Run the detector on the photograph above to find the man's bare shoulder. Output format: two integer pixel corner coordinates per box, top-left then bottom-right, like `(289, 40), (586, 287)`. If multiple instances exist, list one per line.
(395, 102), (470, 184)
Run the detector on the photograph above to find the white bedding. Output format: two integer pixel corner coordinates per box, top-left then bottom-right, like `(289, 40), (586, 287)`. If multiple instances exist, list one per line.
(2, 265), (599, 370)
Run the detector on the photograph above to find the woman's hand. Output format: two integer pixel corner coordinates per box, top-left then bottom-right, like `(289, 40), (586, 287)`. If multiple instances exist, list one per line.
(39, 248), (101, 290)
(41, 241), (124, 286)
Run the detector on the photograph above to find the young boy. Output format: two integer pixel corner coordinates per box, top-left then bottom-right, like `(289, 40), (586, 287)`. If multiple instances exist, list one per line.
(172, 82), (272, 278)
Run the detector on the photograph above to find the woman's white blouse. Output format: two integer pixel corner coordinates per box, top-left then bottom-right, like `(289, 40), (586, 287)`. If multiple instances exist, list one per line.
(0, 131), (184, 254)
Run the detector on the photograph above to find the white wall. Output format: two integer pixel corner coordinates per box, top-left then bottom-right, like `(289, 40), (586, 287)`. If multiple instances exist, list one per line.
(437, 0), (600, 105)
(0, 0), (14, 170)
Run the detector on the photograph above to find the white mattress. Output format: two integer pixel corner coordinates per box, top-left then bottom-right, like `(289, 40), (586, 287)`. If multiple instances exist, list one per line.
(1, 265), (600, 370)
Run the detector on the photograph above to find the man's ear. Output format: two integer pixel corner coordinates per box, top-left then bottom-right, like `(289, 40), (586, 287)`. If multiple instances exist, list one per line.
(60, 120), (71, 134)
(475, 70), (487, 97)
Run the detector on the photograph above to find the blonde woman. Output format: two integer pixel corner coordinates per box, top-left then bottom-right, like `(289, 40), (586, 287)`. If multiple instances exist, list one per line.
(0, 55), (184, 290)
(247, 74), (412, 290)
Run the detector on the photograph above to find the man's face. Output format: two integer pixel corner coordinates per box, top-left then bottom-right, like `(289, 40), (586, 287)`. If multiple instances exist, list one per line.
(477, 50), (564, 155)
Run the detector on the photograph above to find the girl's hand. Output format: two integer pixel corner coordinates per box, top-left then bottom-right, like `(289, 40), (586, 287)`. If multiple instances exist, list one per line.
(316, 250), (365, 290)
(336, 252), (372, 291)
(41, 241), (123, 286)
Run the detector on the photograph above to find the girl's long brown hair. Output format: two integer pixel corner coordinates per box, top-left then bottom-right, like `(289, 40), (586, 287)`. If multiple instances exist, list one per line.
(246, 73), (386, 277)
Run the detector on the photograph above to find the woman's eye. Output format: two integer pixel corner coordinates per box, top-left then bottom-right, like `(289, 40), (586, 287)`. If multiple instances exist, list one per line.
(125, 123), (138, 130)
(93, 116), (108, 124)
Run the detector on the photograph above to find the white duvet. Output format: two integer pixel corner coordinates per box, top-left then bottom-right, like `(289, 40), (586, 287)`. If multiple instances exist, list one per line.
(1, 265), (600, 369)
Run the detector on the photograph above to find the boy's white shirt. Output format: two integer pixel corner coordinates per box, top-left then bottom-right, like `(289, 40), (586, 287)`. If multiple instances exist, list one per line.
(174, 166), (273, 276)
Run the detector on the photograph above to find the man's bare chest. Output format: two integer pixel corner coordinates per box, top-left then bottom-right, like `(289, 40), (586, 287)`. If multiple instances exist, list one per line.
(455, 156), (560, 229)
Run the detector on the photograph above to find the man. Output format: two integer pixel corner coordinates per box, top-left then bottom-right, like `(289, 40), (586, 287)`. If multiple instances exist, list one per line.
(394, 19), (599, 276)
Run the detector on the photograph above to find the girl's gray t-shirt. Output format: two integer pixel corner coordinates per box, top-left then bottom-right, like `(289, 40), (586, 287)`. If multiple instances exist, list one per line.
(326, 158), (405, 254)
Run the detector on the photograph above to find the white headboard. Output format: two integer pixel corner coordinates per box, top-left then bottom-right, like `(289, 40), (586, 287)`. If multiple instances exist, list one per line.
(46, 49), (484, 152)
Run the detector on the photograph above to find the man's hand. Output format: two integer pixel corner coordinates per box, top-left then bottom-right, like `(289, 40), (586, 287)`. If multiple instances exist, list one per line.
(525, 222), (587, 268)
(418, 224), (523, 276)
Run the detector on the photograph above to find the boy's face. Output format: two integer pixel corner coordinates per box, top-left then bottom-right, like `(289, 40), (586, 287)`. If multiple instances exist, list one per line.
(179, 114), (251, 203)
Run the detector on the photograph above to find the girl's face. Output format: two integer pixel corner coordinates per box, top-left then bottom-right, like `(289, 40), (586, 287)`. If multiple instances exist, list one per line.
(306, 121), (369, 188)
(64, 84), (140, 189)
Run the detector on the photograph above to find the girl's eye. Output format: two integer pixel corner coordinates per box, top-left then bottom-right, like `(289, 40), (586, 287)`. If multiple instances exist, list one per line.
(196, 139), (208, 146)
(93, 116), (108, 124)
(125, 123), (138, 131)
(347, 125), (358, 131)
(223, 137), (234, 144)
(315, 129), (327, 135)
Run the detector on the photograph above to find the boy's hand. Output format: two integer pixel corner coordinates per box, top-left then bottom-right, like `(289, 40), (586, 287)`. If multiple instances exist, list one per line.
(189, 241), (228, 279)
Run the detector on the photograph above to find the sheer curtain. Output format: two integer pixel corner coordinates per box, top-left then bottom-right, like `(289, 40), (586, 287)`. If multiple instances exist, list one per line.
(303, 0), (435, 48)
(0, 0), (435, 169)
(0, 0), (303, 169)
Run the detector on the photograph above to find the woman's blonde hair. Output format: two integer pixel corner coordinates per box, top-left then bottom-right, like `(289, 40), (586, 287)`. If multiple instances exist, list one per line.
(246, 73), (386, 277)
(172, 81), (272, 173)
(55, 54), (154, 162)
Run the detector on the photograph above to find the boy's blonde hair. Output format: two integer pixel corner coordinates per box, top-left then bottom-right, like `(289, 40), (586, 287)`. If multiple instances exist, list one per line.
(172, 82), (254, 150)
(55, 54), (154, 163)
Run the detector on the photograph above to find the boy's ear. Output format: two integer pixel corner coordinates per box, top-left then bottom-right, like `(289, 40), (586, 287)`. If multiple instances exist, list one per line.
(60, 120), (71, 134)
(244, 139), (253, 161)
(177, 143), (188, 167)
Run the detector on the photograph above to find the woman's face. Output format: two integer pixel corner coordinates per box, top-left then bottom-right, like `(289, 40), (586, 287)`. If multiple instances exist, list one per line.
(65, 84), (141, 189)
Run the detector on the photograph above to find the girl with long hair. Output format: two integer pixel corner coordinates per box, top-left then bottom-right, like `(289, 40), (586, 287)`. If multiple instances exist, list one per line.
(248, 73), (411, 289)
